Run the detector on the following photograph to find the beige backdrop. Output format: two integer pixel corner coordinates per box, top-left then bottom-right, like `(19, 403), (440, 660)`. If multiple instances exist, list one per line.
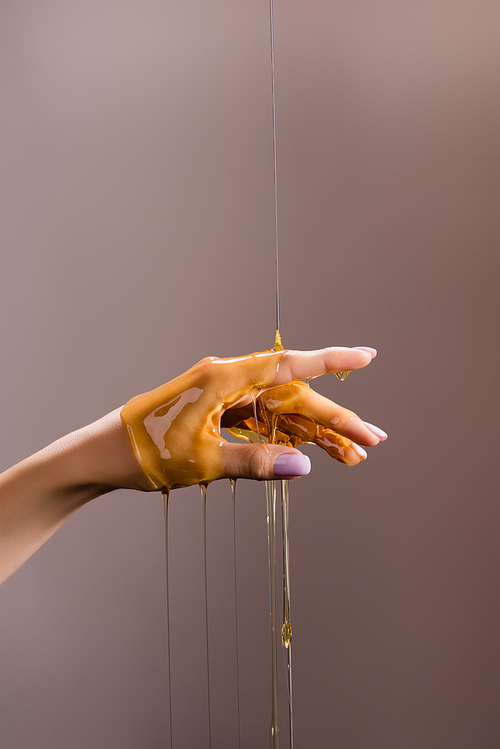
(1, 1), (500, 747)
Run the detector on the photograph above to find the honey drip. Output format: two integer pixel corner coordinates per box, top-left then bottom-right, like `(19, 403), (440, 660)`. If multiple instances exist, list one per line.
(282, 607), (292, 647)
(161, 489), (174, 749)
(256, 339), (294, 749)
(281, 479), (294, 748)
(201, 484), (213, 749)
(281, 481), (292, 649)
(265, 478), (280, 749)
(231, 479), (242, 749)
(268, 404), (295, 748)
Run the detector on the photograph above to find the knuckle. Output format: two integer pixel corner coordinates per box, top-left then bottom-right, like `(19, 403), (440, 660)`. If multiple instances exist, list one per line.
(288, 384), (304, 411)
(345, 409), (359, 426)
(193, 356), (219, 380)
(248, 444), (271, 480)
(335, 408), (357, 430)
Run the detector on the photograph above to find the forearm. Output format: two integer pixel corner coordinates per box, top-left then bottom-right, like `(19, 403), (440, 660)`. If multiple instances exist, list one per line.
(0, 408), (154, 584)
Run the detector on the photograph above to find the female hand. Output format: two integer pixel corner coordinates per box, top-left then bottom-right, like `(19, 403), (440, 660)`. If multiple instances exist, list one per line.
(0, 345), (387, 582)
(121, 346), (387, 492)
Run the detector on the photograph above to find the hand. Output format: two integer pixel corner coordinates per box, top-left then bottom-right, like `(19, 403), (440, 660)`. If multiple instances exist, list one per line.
(0, 346), (387, 582)
(120, 347), (387, 492)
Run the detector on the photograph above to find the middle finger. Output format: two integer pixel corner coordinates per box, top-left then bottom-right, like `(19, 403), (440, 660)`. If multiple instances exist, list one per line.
(258, 382), (380, 447)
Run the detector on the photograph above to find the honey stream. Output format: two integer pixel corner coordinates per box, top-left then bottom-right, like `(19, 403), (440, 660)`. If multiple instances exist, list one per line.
(161, 489), (174, 749)
(161, 483), (242, 749)
(201, 484), (212, 749)
(265, 479), (280, 748)
(231, 479), (242, 749)
(266, 397), (294, 749)
(268, 0), (292, 733)
(281, 479), (294, 745)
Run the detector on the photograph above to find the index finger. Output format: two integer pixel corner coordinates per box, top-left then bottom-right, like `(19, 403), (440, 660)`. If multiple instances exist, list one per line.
(208, 346), (375, 404)
(276, 347), (375, 384)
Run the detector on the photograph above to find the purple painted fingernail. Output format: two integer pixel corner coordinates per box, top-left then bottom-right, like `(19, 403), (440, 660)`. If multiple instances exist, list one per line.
(353, 346), (377, 357)
(363, 421), (388, 440)
(351, 443), (368, 460)
(273, 453), (311, 477)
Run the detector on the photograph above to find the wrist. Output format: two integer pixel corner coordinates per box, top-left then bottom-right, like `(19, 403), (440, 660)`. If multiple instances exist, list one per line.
(0, 409), (156, 585)
(59, 408), (158, 496)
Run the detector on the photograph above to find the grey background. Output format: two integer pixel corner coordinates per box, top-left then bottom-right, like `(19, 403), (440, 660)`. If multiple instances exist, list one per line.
(1, 0), (499, 747)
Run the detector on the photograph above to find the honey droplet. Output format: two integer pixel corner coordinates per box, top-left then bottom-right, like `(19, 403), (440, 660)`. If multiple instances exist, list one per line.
(282, 616), (292, 648)
(335, 370), (350, 381)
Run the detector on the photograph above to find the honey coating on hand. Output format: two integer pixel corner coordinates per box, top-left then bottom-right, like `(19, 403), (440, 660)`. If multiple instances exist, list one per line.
(120, 350), (286, 491)
(225, 384), (356, 465)
(120, 347), (360, 492)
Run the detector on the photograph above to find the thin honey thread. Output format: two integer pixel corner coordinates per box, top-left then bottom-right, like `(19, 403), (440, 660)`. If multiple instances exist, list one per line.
(281, 479), (294, 748)
(269, 0), (281, 349)
(161, 490), (174, 749)
(265, 478), (280, 748)
(231, 479), (242, 749)
(270, 0), (292, 732)
(254, 381), (280, 748)
(201, 485), (213, 749)
(281, 481), (292, 649)
(269, 405), (295, 747)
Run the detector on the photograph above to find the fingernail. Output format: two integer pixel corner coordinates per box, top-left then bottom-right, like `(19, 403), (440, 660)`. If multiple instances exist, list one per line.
(353, 346), (377, 357)
(273, 453), (311, 477)
(363, 421), (388, 440)
(351, 443), (368, 460)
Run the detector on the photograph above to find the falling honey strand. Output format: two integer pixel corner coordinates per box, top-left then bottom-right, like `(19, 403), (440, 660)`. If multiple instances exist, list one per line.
(230, 480), (242, 749)
(270, 336), (292, 648)
(201, 485), (213, 749)
(281, 479), (292, 649)
(265, 479), (280, 748)
(161, 490), (174, 749)
(281, 477), (294, 747)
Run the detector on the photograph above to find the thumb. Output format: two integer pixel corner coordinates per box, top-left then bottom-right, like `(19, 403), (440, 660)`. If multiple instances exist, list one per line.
(222, 441), (311, 481)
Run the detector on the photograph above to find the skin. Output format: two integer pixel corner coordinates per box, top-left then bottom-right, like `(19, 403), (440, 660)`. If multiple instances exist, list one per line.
(0, 347), (384, 584)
